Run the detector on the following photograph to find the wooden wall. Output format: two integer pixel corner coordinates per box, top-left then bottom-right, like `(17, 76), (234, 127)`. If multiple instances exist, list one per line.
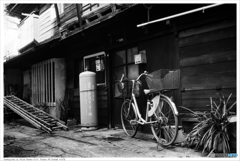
(50, 4), (236, 128)
(4, 69), (23, 98)
(38, 4), (110, 43)
(179, 17), (236, 113)
(61, 4), (77, 23)
(97, 86), (108, 126)
(135, 34), (178, 132)
(18, 16), (39, 49)
(39, 5), (58, 42)
(62, 3), (108, 21)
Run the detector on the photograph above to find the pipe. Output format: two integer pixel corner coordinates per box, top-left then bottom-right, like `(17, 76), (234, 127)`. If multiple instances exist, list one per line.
(76, 4), (83, 30)
(137, 3), (224, 28)
(54, 4), (61, 27)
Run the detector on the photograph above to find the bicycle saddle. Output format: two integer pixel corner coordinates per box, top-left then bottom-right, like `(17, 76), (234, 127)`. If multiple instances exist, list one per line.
(143, 89), (159, 95)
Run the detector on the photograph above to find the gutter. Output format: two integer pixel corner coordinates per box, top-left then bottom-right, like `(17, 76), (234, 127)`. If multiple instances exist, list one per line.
(137, 3), (224, 27)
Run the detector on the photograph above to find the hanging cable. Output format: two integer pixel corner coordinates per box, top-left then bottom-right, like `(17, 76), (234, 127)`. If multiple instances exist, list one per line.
(143, 4), (152, 22)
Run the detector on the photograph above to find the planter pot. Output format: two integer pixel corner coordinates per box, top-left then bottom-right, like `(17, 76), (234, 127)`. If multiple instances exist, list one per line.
(181, 118), (200, 134)
(174, 129), (186, 143)
(228, 115), (236, 152)
(162, 127), (186, 143)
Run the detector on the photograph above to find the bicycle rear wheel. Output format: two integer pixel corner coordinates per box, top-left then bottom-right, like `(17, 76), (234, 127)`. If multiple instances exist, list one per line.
(150, 97), (178, 146)
(121, 100), (138, 137)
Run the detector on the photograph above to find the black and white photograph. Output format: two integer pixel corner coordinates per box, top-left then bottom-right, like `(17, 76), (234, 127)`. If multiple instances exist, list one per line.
(1, 0), (239, 160)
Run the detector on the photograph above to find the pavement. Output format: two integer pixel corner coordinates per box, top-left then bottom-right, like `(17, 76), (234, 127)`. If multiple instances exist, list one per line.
(3, 119), (205, 159)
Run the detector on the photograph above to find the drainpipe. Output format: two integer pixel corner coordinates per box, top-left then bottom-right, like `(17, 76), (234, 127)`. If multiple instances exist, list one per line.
(54, 4), (61, 28)
(137, 3), (224, 27)
(76, 4), (83, 30)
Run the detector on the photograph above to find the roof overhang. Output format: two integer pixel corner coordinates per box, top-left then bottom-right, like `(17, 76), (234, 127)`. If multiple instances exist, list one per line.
(5, 4), (43, 20)
(4, 38), (60, 70)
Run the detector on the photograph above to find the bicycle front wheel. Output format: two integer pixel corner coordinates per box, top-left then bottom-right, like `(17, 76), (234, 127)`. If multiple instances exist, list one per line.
(121, 100), (138, 137)
(150, 97), (178, 146)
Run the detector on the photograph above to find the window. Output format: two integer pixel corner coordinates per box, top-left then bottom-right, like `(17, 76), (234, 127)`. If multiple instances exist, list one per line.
(83, 52), (106, 86)
(32, 59), (56, 106)
(113, 47), (139, 97)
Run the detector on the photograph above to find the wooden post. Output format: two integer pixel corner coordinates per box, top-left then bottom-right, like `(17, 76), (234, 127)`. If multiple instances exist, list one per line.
(36, 64), (38, 103)
(39, 64), (41, 103)
(42, 61), (44, 103)
(41, 62), (43, 103)
(170, 19), (182, 125)
(39, 63), (41, 103)
(48, 60), (50, 105)
(37, 64), (39, 103)
(76, 4), (83, 30)
(54, 4), (61, 28)
(51, 59), (53, 106)
(44, 62), (46, 103)
(32, 65), (35, 104)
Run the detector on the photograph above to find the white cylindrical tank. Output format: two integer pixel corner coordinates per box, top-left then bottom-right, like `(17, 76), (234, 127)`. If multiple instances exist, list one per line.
(79, 71), (98, 127)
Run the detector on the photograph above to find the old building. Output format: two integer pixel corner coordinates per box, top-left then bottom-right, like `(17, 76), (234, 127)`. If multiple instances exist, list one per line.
(4, 3), (237, 133)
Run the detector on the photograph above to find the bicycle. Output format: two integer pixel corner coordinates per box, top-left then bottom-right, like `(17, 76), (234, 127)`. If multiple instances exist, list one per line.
(118, 71), (179, 146)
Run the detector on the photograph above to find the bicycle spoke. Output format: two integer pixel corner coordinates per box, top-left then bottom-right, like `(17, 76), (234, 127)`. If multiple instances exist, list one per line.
(121, 100), (138, 137)
(151, 97), (178, 146)
(123, 108), (129, 118)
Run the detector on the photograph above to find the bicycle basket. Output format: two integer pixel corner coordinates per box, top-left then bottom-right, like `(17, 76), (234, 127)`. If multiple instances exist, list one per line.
(117, 80), (140, 97)
(145, 69), (180, 90)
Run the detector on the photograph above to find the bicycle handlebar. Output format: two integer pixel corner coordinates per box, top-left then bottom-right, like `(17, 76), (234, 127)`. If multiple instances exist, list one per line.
(136, 71), (148, 81)
(119, 71), (150, 83)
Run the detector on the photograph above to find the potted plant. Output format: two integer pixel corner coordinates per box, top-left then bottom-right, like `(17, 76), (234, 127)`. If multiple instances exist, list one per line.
(180, 93), (236, 156)
(59, 96), (70, 123)
(34, 102), (49, 113)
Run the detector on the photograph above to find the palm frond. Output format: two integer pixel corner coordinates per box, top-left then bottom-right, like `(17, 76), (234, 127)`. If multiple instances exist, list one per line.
(207, 149), (215, 157)
(226, 93), (232, 106)
(222, 132), (230, 153)
(226, 101), (236, 113)
(179, 106), (199, 116)
(182, 93), (236, 155)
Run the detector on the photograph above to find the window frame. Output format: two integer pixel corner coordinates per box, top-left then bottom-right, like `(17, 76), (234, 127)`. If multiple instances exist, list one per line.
(113, 47), (139, 97)
(83, 51), (106, 86)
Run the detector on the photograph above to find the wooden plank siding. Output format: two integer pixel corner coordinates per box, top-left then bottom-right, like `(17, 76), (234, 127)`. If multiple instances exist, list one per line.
(39, 6), (58, 42)
(61, 4), (77, 23)
(182, 89), (236, 112)
(97, 87), (108, 126)
(37, 4), (108, 43)
(179, 17), (236, 114)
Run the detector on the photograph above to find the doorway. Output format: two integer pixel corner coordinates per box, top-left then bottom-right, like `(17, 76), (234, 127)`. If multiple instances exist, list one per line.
(111, 47), (140, 128)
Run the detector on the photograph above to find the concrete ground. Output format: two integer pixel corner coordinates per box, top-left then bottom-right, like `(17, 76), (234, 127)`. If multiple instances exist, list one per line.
(3, 119), (204, 159)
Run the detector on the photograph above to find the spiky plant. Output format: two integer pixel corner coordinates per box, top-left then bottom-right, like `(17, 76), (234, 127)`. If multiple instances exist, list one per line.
(180, 93), (236, 156)
(59, 97), (69, 123)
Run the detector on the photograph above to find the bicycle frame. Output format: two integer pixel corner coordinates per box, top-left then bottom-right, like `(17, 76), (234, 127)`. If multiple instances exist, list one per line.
(120, 71), (179, 146)
(120, 71), (178, 125)
(129, 79), (160, 125)
(128, 77), (178, 126)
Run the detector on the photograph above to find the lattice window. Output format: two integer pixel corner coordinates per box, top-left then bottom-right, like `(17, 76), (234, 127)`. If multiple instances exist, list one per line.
(31, 59), (55, 106)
